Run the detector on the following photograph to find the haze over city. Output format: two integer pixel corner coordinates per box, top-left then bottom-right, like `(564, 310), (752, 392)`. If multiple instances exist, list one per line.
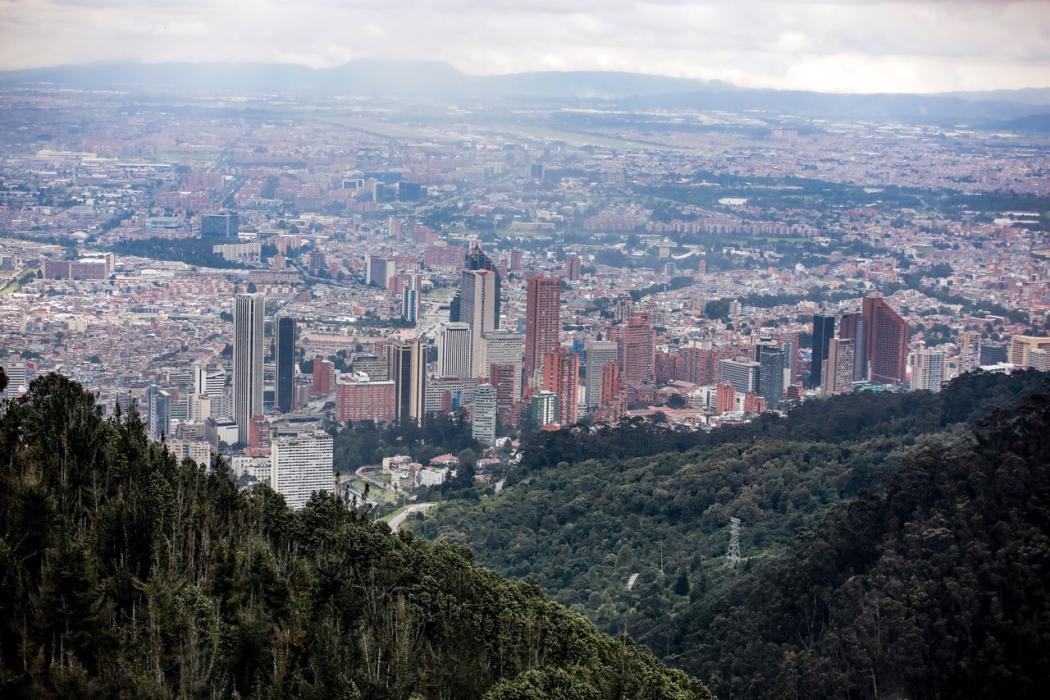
(2, 0), (1049, 93)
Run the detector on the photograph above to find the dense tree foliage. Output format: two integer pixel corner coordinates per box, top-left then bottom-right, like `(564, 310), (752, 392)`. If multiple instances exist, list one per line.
(332, 410), (480, 472)
(0, 375), (710, 699)
(421, 371), (1050, 698)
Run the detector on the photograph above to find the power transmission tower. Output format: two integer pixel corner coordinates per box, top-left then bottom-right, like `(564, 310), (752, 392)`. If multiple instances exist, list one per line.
(725, 517), (742, 567)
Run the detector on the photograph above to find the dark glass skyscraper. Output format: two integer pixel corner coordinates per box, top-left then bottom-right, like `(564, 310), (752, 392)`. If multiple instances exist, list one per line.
(809, 314), (836, 388)
(275, 314), (296, 413)
(759, 347), (785, 408)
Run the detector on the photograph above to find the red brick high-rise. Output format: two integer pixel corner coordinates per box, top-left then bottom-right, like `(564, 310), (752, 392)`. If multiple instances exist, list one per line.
(597, 362), (626, 423)
(862, 295), (908, 384)
(489, 363), (519, 423)
(542, 347), (579, 426)
(619, 312), (654, 386)
(525, 276), (562, 384)
(311, 357), (334, 396)
(336, 379), (396, 424)
(716, 382), (735, 414)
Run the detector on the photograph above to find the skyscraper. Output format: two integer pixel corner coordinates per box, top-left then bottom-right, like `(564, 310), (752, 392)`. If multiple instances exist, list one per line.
(402, 273), (421, 324)
(233, 292), (265, 444)
(911, 348), (946, 392)
(472, 384), (497, 446)
(524, 275), (561, 384)
(959, 331), (982, 375)
(489, 363), (519, 421)
(482, 329), (524, 399)
(619, 312), (655, 385)
(147, 386), (171, 439)
(530, 391), (559, 428)
(466, 242), (501, 321)
(715, 382), (736, 414)
(839, 312), (868, 381)
(438, 322), (473, 378)
(822, 337), (855, 395)
(270, 431), (334, 511)
(275, 314), (296, 413)
(719, 358), (760, 395)
(585, 340), (619, 409)
(542, 347), (580, 426)
(459, 269), (497, 377)
(809, 314), (835, 388)
(863, 296), (908, 384)
(390, 339), (427, 426)
(758, 347), (785, 408)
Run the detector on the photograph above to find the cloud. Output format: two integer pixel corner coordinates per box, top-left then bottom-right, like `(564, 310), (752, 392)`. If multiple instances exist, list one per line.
(0, 0), (1048, 92)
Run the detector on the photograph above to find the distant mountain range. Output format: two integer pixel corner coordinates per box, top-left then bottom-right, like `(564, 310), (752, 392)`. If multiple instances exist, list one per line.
(2, 59), (1049, 126)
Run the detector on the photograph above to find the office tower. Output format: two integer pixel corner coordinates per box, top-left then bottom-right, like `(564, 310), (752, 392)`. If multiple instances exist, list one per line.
(389, 216), (401, 238)
(620, 312), (655, 385)
(482, 329), (524, 399)
(542, 347), (580, 426)
(390, 340), (426, 426)
(530, 391), (559, 428)
(459, 269), (498, 377)
(1030, 348), (1049, 372)
(563, 254), (581, 281)
(472, 384), (498, 446)
(585, 340), (619, 409)
(862, 296), (908, 384)
(809, 315), (836, 388)
(1008, 334), (1050, 368)
(366, 254), (395, 289)
(531, 163), (545, 180)
(839, 312), (868, 381)
(465, 242), (501, 326)
(1, 359), (27, 400)
(147, 386), (171, 438)
(780, 331), (801, 384)
(275, 314), (296, 413)
(489, 363), (518, 421)
(980, 339), (1008, 366)
(402, 273), (421, 324)
(592, 362), (626, 424)
(270, 431), (334, 511)
(758, 347), (785, 408)
(233, 292), (265, 444)
(425, 377), (481, 414)
(716, 382), (736, 414)
(958, 331), (982, 375)
(524, 275), (561, 383)
(200, 211), (238, 240)
(439, 322), (473, 378)
(822, 337), (855, 395)
(674, 346), (718, 385)
(336, 378), (395, 423)
(311, 358), (335, 396)
(911, 348), (946, 392)
(510, 249), (523, 272)
(719, 358), (760, 395)
(193, 363), (226, 397)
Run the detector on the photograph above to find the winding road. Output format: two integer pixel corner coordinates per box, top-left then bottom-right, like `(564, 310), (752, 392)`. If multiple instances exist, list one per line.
(388, 502), (436, 532)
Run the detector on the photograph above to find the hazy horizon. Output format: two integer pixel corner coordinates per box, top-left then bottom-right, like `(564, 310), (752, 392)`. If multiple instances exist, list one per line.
(1, 0), (1048, 95)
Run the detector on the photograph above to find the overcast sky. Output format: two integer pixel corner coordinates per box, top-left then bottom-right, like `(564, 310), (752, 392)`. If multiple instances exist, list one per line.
(1, 0), (1048, 93)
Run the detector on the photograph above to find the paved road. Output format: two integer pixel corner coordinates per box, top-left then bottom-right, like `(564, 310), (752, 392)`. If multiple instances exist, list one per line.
(388, 502), (436, 532)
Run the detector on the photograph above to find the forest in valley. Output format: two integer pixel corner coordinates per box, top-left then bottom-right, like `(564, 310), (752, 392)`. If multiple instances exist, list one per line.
(417, 370), (1050, 698)
(0, 371), (710, 699)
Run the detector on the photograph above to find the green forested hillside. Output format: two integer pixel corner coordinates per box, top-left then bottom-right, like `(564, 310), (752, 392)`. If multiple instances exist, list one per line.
(418, 371), (1050, 698)
(0, 374), (710, 699)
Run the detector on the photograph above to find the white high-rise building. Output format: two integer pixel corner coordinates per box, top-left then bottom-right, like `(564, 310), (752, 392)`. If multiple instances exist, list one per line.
(958, 331), (982, 375)
(911, 348), (946, 393)
(459, 269), (497, 377)
(270, 431), (334, 510)
(585, 340), (619, 409)
(482, 329), (524, 398)
(472, 384), (497, 446)
(1, 359), (28, 400)
(822, 337), (855, 395)
(439, 322), (473, 378)
(233, 293), (265, 444)
(402, 273), (422, 324)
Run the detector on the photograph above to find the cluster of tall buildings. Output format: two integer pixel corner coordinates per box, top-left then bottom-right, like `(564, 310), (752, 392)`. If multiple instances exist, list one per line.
(810, 295), (909, 396)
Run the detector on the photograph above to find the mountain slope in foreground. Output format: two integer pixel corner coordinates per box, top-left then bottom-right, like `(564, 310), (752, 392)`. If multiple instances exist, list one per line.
(0, 373), (711, 699)
(420, 371), (1050, 698)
